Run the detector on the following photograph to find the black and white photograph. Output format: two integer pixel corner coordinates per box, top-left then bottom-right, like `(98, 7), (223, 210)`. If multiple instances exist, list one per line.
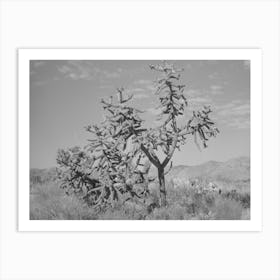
(29, 57), (251, 221)
(2, 1), (279, 279)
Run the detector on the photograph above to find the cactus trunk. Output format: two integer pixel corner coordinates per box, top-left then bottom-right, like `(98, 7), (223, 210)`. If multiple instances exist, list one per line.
(158, 167), (167, 207)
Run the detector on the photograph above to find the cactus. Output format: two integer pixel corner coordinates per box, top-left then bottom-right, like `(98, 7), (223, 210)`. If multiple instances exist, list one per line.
(138, 62), (219, 206)
(57, 89), (151, 210)
(57, 61), (219, 209)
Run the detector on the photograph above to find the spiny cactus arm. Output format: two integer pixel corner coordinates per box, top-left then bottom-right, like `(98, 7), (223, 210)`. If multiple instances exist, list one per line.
(164, 161), (173, 175)
(140, 143), (161, 168)
(57, 88), (154, 209)
(193, 131), (201, 151)
(90, 187), (107, 210)
(162, 134), (178, 168)
(117, 87), (133, 103)
(150, 62), (184, 74)
(56, 149), (72, 167)
(143, 160), (172, 184)
(178, 106), (219, 150)
(101, 99), (115, 109)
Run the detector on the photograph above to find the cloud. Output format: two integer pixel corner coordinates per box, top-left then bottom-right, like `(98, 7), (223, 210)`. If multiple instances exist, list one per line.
(243, 60), (250, 70)
(215, 100), (250, 129)
(183, 62), (193, 69)
(134, 79), (153, 85)
(130, 88), (145, 93)
(146, 84), (155, 92)
(146, 107), (161, 115)
(128, 88), (150, 99)
(57, 61), (121, 80)
(229, 104), (250, 116)
(217, 102), (249, 117)
(103, 71), (120, 79)
(132, 79), (155, 95)
(185, 89), (201, 98)
(99, 84), (114, 90)
(133, 93), (150, 99)
(57, 61), (93, 80)
(209, 84), (224, 95)
(117, 67), (123, 73)
(31, 80), (49, 87)
(227, 119), (250, 129)
(189, 96), (212, 104)
(208, 72), (220, 80)
(30, 61), (47, 77)
(31, 61), (47, 68)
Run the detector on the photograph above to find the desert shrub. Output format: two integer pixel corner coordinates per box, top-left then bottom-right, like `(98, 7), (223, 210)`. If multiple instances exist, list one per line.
(184, 191), (217, 217)
(166, 182), (218, 217)
(162, 179), (249, 220)
(146, 207), (169, 220)
(239, 192), (250, 208)
(222, 189), (250, 208)
(146, 188), (160, 207)
(30, 183), (97, 220)
(146, 184), (220, 220)
(211, 197), (243, 220)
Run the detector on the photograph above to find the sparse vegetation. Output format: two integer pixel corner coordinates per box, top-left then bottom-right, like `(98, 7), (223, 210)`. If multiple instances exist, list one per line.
(30, 182), (98, 220)
(30, 168), (250, 220)
(30, 61), (250, 220)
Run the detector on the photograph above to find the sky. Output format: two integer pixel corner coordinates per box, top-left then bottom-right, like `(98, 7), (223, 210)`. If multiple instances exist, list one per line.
(30, 60), (250, 169)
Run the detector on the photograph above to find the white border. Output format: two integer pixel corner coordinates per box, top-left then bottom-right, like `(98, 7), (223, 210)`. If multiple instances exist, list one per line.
(18, 49), (262, 232)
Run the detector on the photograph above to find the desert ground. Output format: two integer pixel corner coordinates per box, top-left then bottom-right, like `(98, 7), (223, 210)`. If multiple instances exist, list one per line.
(30, 156), (250, 220)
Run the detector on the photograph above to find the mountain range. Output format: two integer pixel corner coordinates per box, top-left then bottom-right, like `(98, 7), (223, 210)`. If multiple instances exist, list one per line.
(166, 156), (250, 182)
(30, 156), (250, 184)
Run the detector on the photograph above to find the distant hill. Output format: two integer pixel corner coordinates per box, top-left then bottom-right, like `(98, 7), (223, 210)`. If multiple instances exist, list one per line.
(30, 167), (57, 185)
(30, 156), (250, 185)
(166, 156), (250, 182)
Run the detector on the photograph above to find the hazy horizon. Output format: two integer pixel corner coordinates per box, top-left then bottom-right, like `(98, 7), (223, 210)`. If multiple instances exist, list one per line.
(30, 60), (250, 169)
(30, 155), (250, 171)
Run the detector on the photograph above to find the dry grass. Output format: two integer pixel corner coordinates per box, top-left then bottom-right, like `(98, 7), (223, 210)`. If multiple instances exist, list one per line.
(30, 180), (250, 220)
(30, 183), (97, 220)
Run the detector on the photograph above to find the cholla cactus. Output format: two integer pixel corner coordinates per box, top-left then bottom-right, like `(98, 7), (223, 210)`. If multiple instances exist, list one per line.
(56, 147), (99, 204)
(138, 62), (219, 206)
(57, 89), (151, 210)
(57, 61), (219, 210)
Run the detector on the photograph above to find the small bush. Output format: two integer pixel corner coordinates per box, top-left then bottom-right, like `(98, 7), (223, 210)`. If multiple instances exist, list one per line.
(240, 193), (250, 208)
(211, 197), (243, 220)
(222, 189), (250, 208)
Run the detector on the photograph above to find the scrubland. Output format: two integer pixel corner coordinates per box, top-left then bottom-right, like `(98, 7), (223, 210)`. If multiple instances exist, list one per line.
(30, 176), (250, 220)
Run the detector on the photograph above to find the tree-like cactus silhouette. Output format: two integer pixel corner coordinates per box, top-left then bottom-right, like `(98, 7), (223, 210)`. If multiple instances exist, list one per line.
(57, 88), (154, 210)
(137, 62), (219, 206)
(57, 61), (219, 209)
